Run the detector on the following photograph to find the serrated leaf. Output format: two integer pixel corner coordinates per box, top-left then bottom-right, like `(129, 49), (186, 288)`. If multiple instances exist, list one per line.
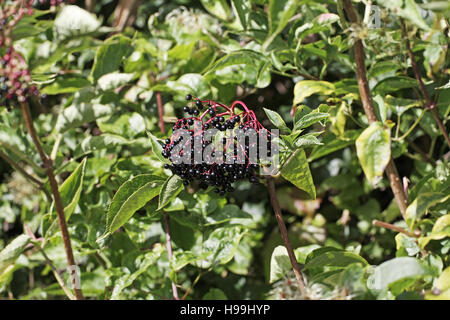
(294, 133), (323, 148)
(355, 122), (391, 185)
(158, 175), (184, 210)
(293, 112), (328, 132)
(263, 108), (291, 133)
(59, 158), (87, 221)
(105, 175), (165, 235)
(281, 149), (316, 199)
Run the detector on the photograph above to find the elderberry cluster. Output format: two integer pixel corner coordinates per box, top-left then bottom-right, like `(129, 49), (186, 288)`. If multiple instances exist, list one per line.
(161, 95), (274, 195)
(0, 0), (73, 106)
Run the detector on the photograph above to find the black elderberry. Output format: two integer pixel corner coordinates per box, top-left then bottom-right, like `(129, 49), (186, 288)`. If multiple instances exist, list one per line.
(188, 119), (194, 125)
(186, 94), (192, 100)
(193, 109), (200, 116)
(196, 100), (203, 108)
(183, 106), (189, 113)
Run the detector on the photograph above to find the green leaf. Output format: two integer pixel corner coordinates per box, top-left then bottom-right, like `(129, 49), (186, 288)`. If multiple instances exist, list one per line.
(419, 214), (450, 249)
(53, 5), (101, 41)
(435, 267), (450, 292)
(373, 76), (418, 94)
(105, 175), (165, 235)
(55, 103), (113, 133)
(263, 108), (291, 133)
(293, 80), (335, 105)
(294, 133), (323, 148)
(74, 134), (129, 158)
(293, 112), (328, 132)
(59, 158), (87, 221)
(281, 149), (316, 199)
(97, 72), (135, 91)
(204, 204), (252, 226)
(294, 244), (321, 264)
(355, 122), (391, 185)
(406, 193), (450, 229)
(200, 0), (231, 20)
(158, 175), (184, 210)
(304, 250), (368, 270)
(377, 0), (431, 31)
(199, 226), (246, 267)
(203, 288), (227, 300)
(146, 131), (168, 163)
(308, 129), (362, 161)
(90, 35), (133, 83)
(206, 50), (267, 77)
(41, 77), (91, 95)
(0, 235), (30, 274)
(269, 246), (292, 283)
(231, 0), (250, 30)
(265, 0), (301, 49)
(367, 257), (430, 294)
(0, 124), (38, 170)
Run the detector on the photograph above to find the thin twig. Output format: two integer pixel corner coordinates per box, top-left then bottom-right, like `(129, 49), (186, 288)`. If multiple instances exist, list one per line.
(162, 212), (179, 300)
(20, 102), (83, 300)
(342, 0), (409, 219)
(400, 19), (450, 147)
(24, 225), (75, 300)
(156, 91), (166, 134)
(267, 177), (307, 297)
(372, 220), (419, 238)
(181, 271), (202, 300)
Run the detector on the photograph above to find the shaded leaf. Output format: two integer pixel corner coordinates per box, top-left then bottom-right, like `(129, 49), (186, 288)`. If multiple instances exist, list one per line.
(281, 149), (316, 199)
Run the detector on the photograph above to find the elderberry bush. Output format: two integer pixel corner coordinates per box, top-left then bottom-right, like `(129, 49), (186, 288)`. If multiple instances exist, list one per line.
(162, 95), (276, 194)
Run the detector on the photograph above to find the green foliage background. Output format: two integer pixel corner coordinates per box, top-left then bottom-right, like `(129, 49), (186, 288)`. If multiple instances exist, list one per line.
(0, 0), (449, 300)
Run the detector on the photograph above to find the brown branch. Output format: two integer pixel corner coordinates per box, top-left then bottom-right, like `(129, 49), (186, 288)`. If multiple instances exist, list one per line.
(156, 92), (166, 134)
(343, 0), (409, 219)
(20, 102), (83, 300)
(400, 19), (450, 147)
(24, 225), (75, 300)
(267, 177), (307, 297)
(162, 212), (179, 300)
(372, 220), (420, 238)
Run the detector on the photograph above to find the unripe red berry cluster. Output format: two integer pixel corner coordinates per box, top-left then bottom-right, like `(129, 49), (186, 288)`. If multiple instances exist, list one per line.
(162, 95), (273, 195)
(0, 0), (73, 106)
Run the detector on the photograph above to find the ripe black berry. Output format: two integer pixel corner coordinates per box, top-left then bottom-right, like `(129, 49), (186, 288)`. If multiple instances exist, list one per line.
(161, 94), (272, 195)
(186, 94), (192, 100)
